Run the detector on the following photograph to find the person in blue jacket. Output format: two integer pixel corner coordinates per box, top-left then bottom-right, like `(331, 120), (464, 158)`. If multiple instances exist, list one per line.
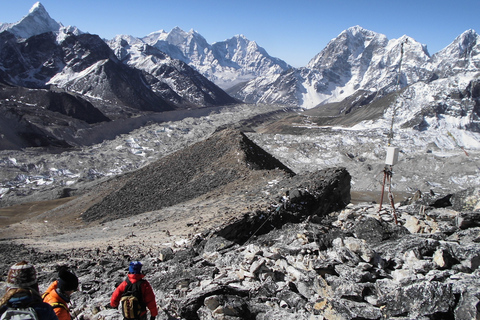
(0, 261), (58, 320)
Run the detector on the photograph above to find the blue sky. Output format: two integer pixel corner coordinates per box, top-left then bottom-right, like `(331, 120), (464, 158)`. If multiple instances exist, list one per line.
(1, 0), (479, 67)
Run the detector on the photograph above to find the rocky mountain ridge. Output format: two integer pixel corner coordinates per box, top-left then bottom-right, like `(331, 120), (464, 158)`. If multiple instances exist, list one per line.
(1, 3), (479, 156)
(140, 28), (291, 89)
(231, 26), (480, 108)
(81, 129), (296, 223)
(4, 3), (478, 111)
(0, 3), (237, 115)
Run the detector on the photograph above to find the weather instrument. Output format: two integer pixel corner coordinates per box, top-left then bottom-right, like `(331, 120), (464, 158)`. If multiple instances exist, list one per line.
(378, 40), (407, 224)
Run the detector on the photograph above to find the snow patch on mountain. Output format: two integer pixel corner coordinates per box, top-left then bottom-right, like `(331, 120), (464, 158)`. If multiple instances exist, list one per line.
(301, 81), (325, 109)
(348, 71), (480, 152)
(47, 59), (110, 95)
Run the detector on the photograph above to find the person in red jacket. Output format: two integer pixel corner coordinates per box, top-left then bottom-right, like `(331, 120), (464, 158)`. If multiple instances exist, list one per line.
(42, 267), (79, 320)
(109, 261), (158, 320)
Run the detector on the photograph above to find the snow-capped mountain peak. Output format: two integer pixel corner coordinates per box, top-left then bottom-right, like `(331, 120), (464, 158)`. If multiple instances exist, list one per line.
(306, 26), (387, 70)
(140, 27), (291, 89)
(454, 29), (478, 56)
(431, 29), (480, 77)
(435, 29), (479, 59)
(345, 25), (374, 37)
(0, 2), (62, 39)
(29, 2), (46, 14)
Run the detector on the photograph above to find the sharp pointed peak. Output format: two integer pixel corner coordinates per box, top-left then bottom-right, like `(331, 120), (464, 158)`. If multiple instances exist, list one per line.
(4, 1), (61, 39)
(170, 26), (186, 33)
(29, 2), (46, 13)
(456, 29), (479, 40)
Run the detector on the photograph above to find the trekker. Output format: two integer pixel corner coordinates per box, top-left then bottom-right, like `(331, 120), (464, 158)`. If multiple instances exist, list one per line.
(108, 261), (158, 320)
(0, 261), (58, 320)
(42, 267), (79, 320)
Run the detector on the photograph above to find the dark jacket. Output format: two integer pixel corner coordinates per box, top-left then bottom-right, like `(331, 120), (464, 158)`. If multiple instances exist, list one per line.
(0, 288), (58, 320)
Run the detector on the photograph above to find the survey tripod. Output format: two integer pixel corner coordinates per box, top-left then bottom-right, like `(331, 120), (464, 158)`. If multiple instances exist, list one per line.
(378, 164), (398, 224)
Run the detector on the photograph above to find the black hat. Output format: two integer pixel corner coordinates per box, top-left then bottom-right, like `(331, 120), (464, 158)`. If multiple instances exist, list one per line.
(57, 268), (78, 292)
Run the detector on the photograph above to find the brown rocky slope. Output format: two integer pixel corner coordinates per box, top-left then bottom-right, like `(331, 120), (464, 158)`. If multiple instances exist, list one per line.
(81, 128), (296, 223)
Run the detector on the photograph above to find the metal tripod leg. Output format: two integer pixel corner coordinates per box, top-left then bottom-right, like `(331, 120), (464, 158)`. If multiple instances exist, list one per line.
(378, 167), (389, 212)
(386, 174), (398, 224)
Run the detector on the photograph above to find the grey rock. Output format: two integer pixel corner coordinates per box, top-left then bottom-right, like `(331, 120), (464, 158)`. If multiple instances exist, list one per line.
(456, 212), (480, 229)
(334, 264), (376, 283)
(377, 281), (455, 318)
(454, 291), (480, 320)
(202, 236), (236, 254)
(328, 299), (384, 320)
(326, 275), (367, 301)
(353, 216), (409, 245)
(450, 187), (480, 212)
(276, 289), (307, 310)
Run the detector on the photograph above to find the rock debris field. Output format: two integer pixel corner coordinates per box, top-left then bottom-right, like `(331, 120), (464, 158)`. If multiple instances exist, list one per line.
(0, 123), (479, 319)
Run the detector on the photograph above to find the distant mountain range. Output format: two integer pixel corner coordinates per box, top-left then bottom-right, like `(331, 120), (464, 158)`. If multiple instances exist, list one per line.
(0, 3), (238, 114)
(0, 2), (479, 150)
(232, 26), (480, 107)
(139, 28), (292, 89)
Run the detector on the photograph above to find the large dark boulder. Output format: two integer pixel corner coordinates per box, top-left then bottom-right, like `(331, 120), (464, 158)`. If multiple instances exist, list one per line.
(214, 167), (351, 243)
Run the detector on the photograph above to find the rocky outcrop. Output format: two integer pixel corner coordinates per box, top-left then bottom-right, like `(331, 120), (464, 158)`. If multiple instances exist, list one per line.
(214, 168), (351, 244)
(149, 199), (479, 320)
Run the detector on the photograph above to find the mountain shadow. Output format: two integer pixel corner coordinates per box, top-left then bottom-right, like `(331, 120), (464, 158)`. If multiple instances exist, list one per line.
(0, 84), (110, 150)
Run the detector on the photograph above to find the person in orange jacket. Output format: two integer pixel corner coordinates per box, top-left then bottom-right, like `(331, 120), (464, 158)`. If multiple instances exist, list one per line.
(42, 267), (79, 320)
(108, 261), (158, 320)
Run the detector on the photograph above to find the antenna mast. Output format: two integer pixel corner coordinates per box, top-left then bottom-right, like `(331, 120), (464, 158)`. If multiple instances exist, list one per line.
(378, 39), (407, 223)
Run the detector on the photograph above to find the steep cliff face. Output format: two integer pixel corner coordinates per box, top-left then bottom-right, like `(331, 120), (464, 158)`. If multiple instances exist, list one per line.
(431, 29), (480, 78)
(108, 35), (239, 109)
(0, 83), (110, 150)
